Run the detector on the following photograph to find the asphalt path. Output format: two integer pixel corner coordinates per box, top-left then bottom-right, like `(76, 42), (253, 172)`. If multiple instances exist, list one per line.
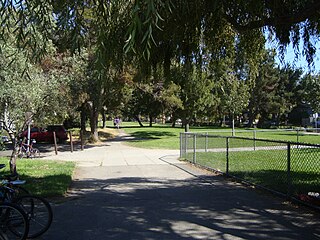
(2, 134), (320, 240)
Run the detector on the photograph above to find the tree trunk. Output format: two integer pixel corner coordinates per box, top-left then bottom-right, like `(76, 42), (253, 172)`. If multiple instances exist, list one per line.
(90, 108), (99, 142)
(10, 155), (17, 176)
(248, 108), (256, 128)
(80, 105), (87, 132)
(135, 115), (144, 127)
(149, 115), (153, 127)
(164, 43), (171, 81)
(182, 117), (189, 132)
(171, 116), (176, 128)
(101, 109), (106, 128)
(9, 138), (19, 176)
(219, 117), (223, 127)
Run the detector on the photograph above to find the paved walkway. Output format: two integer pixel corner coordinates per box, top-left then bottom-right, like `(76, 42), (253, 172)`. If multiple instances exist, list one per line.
(38, 133), (320, 240)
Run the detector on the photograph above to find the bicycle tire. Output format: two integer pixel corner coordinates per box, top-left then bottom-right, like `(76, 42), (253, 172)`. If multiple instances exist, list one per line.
(29, 148), (40, 159)
(0, 231), (8, 240)
(0, 203), (29, 240)
(15, 195), (52, 239)
(17, 148), (25, 159)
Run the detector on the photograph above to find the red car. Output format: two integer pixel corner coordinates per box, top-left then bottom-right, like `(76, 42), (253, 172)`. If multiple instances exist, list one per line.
(21, 125), (68, 143)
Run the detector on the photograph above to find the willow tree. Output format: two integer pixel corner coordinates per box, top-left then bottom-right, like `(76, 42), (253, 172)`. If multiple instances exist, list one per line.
(52, 1), (132, 141)
(300, 73), (320, 113)
(124, 1), (319, 125)
(1, 0), (320, 137)
(2, 1), (319, 66)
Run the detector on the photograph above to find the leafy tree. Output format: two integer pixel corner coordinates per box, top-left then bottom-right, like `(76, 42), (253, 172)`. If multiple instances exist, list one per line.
(1, 0), (320, 139)
(300, 73), (320, 113)
(219, 72), (249, 133)
(169, 65), (216, 127)
(1, 1), (55, 61)
(40, 51), (90, 130)
(274, 66), (303, 124)
(0, 41), (69, 174)
(246, 50), (279, 127)
(52, 1), (132, 141)
(125, 0), (320, 66)
(2, 1), (320, 69)
(126, 81), (182, 127)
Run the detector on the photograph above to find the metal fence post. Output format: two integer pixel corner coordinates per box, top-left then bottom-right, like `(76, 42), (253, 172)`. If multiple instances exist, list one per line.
(296, 129), (299, 143)
(69, 131), (73, 153)
(287, 143), (292, 198)
(53, 132), (58, 155)
(180, 133), (183, 158)
(185, 132), (188, 160)
(226, 137), (229, 175)
(193, 134), (196, 164)
(205, 132), (208, 152)
(253, 129), (256, 151)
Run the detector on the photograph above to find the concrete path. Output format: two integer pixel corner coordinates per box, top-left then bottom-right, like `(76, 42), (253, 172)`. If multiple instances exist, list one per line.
(38, 133), (320, 240)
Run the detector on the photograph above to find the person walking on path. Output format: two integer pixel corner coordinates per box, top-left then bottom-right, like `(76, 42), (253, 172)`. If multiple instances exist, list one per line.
(113, 117), (121, 129)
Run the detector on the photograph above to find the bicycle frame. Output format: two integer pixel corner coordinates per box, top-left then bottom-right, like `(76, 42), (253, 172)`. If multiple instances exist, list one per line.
(17, 139), (37, 159)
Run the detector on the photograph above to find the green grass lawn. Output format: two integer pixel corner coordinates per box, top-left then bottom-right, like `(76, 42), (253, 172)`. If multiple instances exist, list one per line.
(185, 147), (320, 195)
(231, 130), (320, 144)
(111, 122), (320, 149)
(109, 121), (319, 196)
(118, 123), (184, 149)
(0, 158), (75, 197)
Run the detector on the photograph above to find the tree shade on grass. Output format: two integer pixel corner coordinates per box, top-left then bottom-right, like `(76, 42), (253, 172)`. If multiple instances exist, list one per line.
(119, 123), (320, 149)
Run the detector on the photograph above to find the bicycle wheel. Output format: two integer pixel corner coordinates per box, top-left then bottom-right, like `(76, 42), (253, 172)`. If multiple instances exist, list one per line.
(15, 195), (52, 239)
(17, 148), (25, 159)
(0, 203), (29, 240)
(29, 148), (40, 159)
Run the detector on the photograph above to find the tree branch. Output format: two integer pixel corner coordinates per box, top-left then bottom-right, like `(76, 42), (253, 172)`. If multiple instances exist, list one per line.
(225, 2), (320, 32)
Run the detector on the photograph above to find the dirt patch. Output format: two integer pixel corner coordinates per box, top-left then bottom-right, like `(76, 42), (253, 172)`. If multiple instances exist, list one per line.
(67, 128), (119, 145)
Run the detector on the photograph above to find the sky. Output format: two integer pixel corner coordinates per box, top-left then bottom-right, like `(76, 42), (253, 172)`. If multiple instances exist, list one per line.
(269, 40), (320, 74)
(277, 46), (320, 72)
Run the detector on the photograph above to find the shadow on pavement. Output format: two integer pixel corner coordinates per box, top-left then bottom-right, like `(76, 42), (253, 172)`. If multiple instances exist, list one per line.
(43, 173), (320, 240)
(0, 133), (138, 158)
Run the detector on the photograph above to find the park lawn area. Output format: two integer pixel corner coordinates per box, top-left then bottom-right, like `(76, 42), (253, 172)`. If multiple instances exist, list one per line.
(233, 130), (320, 144)
(188, 147), (320, 195)
(120, 123), (184, 149)
(188, 128), (320, 144)
(0, 157), (75, 197)
(116, 122), (319, 149)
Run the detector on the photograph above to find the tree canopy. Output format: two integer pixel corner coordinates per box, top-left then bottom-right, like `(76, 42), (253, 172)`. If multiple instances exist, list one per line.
(1, 0), (320, 176)
(1, 0), (320, 65)
(1, 1), (319, 131)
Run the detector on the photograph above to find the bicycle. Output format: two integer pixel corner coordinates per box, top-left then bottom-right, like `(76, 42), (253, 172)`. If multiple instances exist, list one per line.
(0, 181), (52, 239)
(0, 165), (53, 239)
(17, 139), (40, 159)
(0, 202), (29, 240)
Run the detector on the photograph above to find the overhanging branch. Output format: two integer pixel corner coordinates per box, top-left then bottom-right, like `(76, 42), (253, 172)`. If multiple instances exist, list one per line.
(225, 2), (320, 32)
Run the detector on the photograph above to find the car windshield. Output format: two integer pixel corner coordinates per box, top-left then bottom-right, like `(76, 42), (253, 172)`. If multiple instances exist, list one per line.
(30, 127), (39, 132)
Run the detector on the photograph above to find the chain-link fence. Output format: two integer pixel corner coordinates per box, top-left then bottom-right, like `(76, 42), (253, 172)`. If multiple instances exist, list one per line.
(189, 128), (320, 144)
(180, 132), (320, 207)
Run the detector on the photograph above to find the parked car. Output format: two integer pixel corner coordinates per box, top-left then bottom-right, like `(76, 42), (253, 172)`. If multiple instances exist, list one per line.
(21, 125), (68, 143)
